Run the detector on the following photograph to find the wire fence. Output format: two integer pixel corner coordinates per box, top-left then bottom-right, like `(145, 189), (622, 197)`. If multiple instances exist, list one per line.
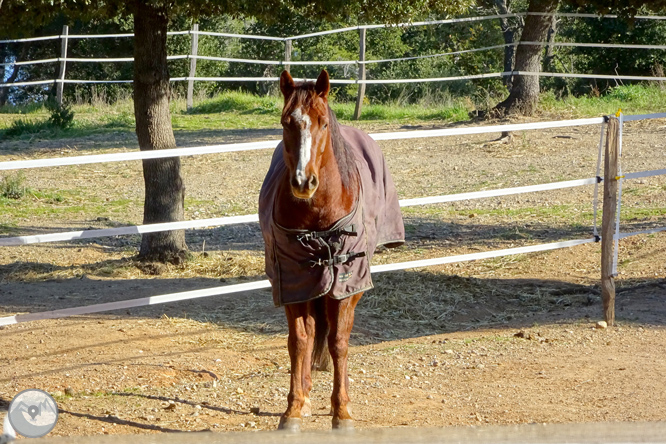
(0, 111), (663, 326)
(3, 11), (666, 108)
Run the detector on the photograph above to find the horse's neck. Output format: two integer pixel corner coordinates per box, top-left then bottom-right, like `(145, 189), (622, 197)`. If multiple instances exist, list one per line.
(275, 145), (358, 231)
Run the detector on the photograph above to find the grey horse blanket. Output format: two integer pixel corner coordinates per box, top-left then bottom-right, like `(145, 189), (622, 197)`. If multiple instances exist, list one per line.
(259, 125), (405, 307)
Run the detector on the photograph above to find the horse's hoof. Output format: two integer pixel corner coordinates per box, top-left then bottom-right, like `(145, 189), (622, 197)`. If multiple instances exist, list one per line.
(278, 417), (301, 432)
(332, 418), (354, 431)
(301, 397), (312, 417)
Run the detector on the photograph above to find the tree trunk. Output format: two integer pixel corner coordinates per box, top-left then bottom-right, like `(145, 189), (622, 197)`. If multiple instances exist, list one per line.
(133, 0), (188, 263)
(494, 0), (559, 116)
(543, 14), (558, 72)
(494, 0), (519, 91)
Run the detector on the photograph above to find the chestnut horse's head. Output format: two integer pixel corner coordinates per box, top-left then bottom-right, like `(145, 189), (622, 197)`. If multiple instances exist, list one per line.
(279, 70), (331, 200)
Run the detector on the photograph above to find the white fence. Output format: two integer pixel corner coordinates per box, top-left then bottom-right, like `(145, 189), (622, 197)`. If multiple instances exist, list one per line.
(3, 12), (666, 103)
(0, 112), (664, 326)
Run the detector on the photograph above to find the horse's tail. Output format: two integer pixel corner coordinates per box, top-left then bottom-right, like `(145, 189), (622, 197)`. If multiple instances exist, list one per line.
(311, 296), (331, 371)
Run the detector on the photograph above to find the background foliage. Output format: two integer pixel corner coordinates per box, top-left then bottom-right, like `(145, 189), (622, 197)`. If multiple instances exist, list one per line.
(2, 3), (666, 107)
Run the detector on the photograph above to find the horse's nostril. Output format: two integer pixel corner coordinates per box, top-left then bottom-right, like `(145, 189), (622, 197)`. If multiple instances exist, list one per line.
(309, 175), (318, 190)
(291, 176), (301, 189)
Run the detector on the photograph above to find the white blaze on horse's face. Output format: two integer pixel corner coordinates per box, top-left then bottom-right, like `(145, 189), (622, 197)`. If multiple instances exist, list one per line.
(292, 107), (312, 187)
(285, 106), (319, 200)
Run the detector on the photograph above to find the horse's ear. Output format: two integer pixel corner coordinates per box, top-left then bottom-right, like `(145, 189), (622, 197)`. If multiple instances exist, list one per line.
(315, 70), (330, 98)
(280, 70), (295, 99)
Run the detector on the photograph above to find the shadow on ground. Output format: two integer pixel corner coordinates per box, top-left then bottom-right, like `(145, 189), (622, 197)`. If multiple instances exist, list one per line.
(0, 216), (605, 254)
(1, 273), (664, 346)
(0, 127), (282, 154)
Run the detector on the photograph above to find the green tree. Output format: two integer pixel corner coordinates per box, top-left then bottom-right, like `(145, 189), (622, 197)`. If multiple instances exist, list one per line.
(490, 0), (666, 116)
(554, 4), (666, 94)
(566, 0), (666, 16)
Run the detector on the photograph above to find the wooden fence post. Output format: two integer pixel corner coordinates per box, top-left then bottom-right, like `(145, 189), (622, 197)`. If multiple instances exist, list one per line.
(56, 25), (69, 106)
(353, 27), (367, 121)
(186, 24), (199, 111)
(283, 39), (292, 73)
(601, 116), (619, 326)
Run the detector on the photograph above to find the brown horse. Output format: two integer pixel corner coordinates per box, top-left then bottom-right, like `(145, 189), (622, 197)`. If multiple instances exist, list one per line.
(259, 70), (404, 431)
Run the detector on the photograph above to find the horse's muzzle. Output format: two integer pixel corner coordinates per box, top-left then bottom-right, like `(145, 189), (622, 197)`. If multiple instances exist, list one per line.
(290, 174), (319, 199)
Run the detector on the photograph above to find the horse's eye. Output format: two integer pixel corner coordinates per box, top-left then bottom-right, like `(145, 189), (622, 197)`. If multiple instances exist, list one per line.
(322, 123), (328, 129)
(282, 117), (291, 126)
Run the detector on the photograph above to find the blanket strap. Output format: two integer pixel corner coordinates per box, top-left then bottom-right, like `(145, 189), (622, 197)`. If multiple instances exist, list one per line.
(295, 224), (357, 245)
(307, 251), (366, 268)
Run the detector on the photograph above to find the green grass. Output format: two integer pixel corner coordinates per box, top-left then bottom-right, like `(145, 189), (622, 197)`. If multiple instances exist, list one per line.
(0, 191), (137, 220)
(0, 117), (55, 139)
(0, 102), (45, 115)
(541, 84), (666, 117)
(0, 222), (19, 235)
(402, 204), (585, 219)
(622, 207), (666, 220)
(1, 171), (30, 199)
(402, 204), (666, 227)
(2, 84), (666, 144)
(189, 91), (282, 115)
(330, 101), (469, 122)
(188, 90), (471, 122)
(0, 90), (472, 142)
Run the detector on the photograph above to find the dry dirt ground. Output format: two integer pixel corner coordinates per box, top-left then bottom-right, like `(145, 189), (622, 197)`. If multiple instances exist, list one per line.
(0, 115), (665, 438)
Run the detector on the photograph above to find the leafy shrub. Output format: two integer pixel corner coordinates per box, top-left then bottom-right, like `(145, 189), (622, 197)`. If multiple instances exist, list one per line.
(1, 172), (30, 199)
(45, 98), (75, 129)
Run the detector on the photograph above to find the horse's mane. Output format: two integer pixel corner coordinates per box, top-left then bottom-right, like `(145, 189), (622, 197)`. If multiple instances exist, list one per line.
(327, 106), (357, 189)
(284, 82), (357, 190)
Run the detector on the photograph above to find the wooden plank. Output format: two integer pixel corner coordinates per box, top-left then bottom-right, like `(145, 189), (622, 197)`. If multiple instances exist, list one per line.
(353, 28), (367, 120)
(186, 24), (199, 111)
(601, 116), (619, 326)
(283, 39), (292, 73)
(56, 25), (68, 106)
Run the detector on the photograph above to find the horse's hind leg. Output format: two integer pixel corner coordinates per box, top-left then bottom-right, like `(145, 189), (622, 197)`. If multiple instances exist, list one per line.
(279, 302), (313, 431)
(326, 292), (362, 430)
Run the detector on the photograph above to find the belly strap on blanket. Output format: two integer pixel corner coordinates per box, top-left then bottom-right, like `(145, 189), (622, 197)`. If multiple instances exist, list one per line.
(295, 224), (358, 245)
(292, 223), (366, 269)
(307, 251), (367, 268)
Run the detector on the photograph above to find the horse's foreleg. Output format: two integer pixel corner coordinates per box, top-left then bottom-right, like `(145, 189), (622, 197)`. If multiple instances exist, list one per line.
(300, 300), (317, 418)
(279, 303), (309, 431)
(326, 292), (362, 430)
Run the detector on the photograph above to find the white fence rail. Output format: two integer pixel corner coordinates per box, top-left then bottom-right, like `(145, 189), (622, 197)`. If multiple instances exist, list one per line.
(0, 177), (598, 247)
(0, 116), (608, 170)
(0, 238), (597, 326)
(0, 112), (664, 326)
(6, 71), (666, 90)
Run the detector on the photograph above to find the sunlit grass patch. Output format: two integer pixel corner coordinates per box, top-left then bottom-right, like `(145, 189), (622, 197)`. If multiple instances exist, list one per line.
(540, 84), (666, 117)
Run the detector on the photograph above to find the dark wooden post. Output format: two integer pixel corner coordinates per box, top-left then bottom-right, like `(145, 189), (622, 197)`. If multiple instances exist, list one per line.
(353, 27), (367, 120)
(601, 116), (619, 326)
(186, 24), (199, 111)
(283, 39), (292, 73)
(56, 25), (69, 106)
